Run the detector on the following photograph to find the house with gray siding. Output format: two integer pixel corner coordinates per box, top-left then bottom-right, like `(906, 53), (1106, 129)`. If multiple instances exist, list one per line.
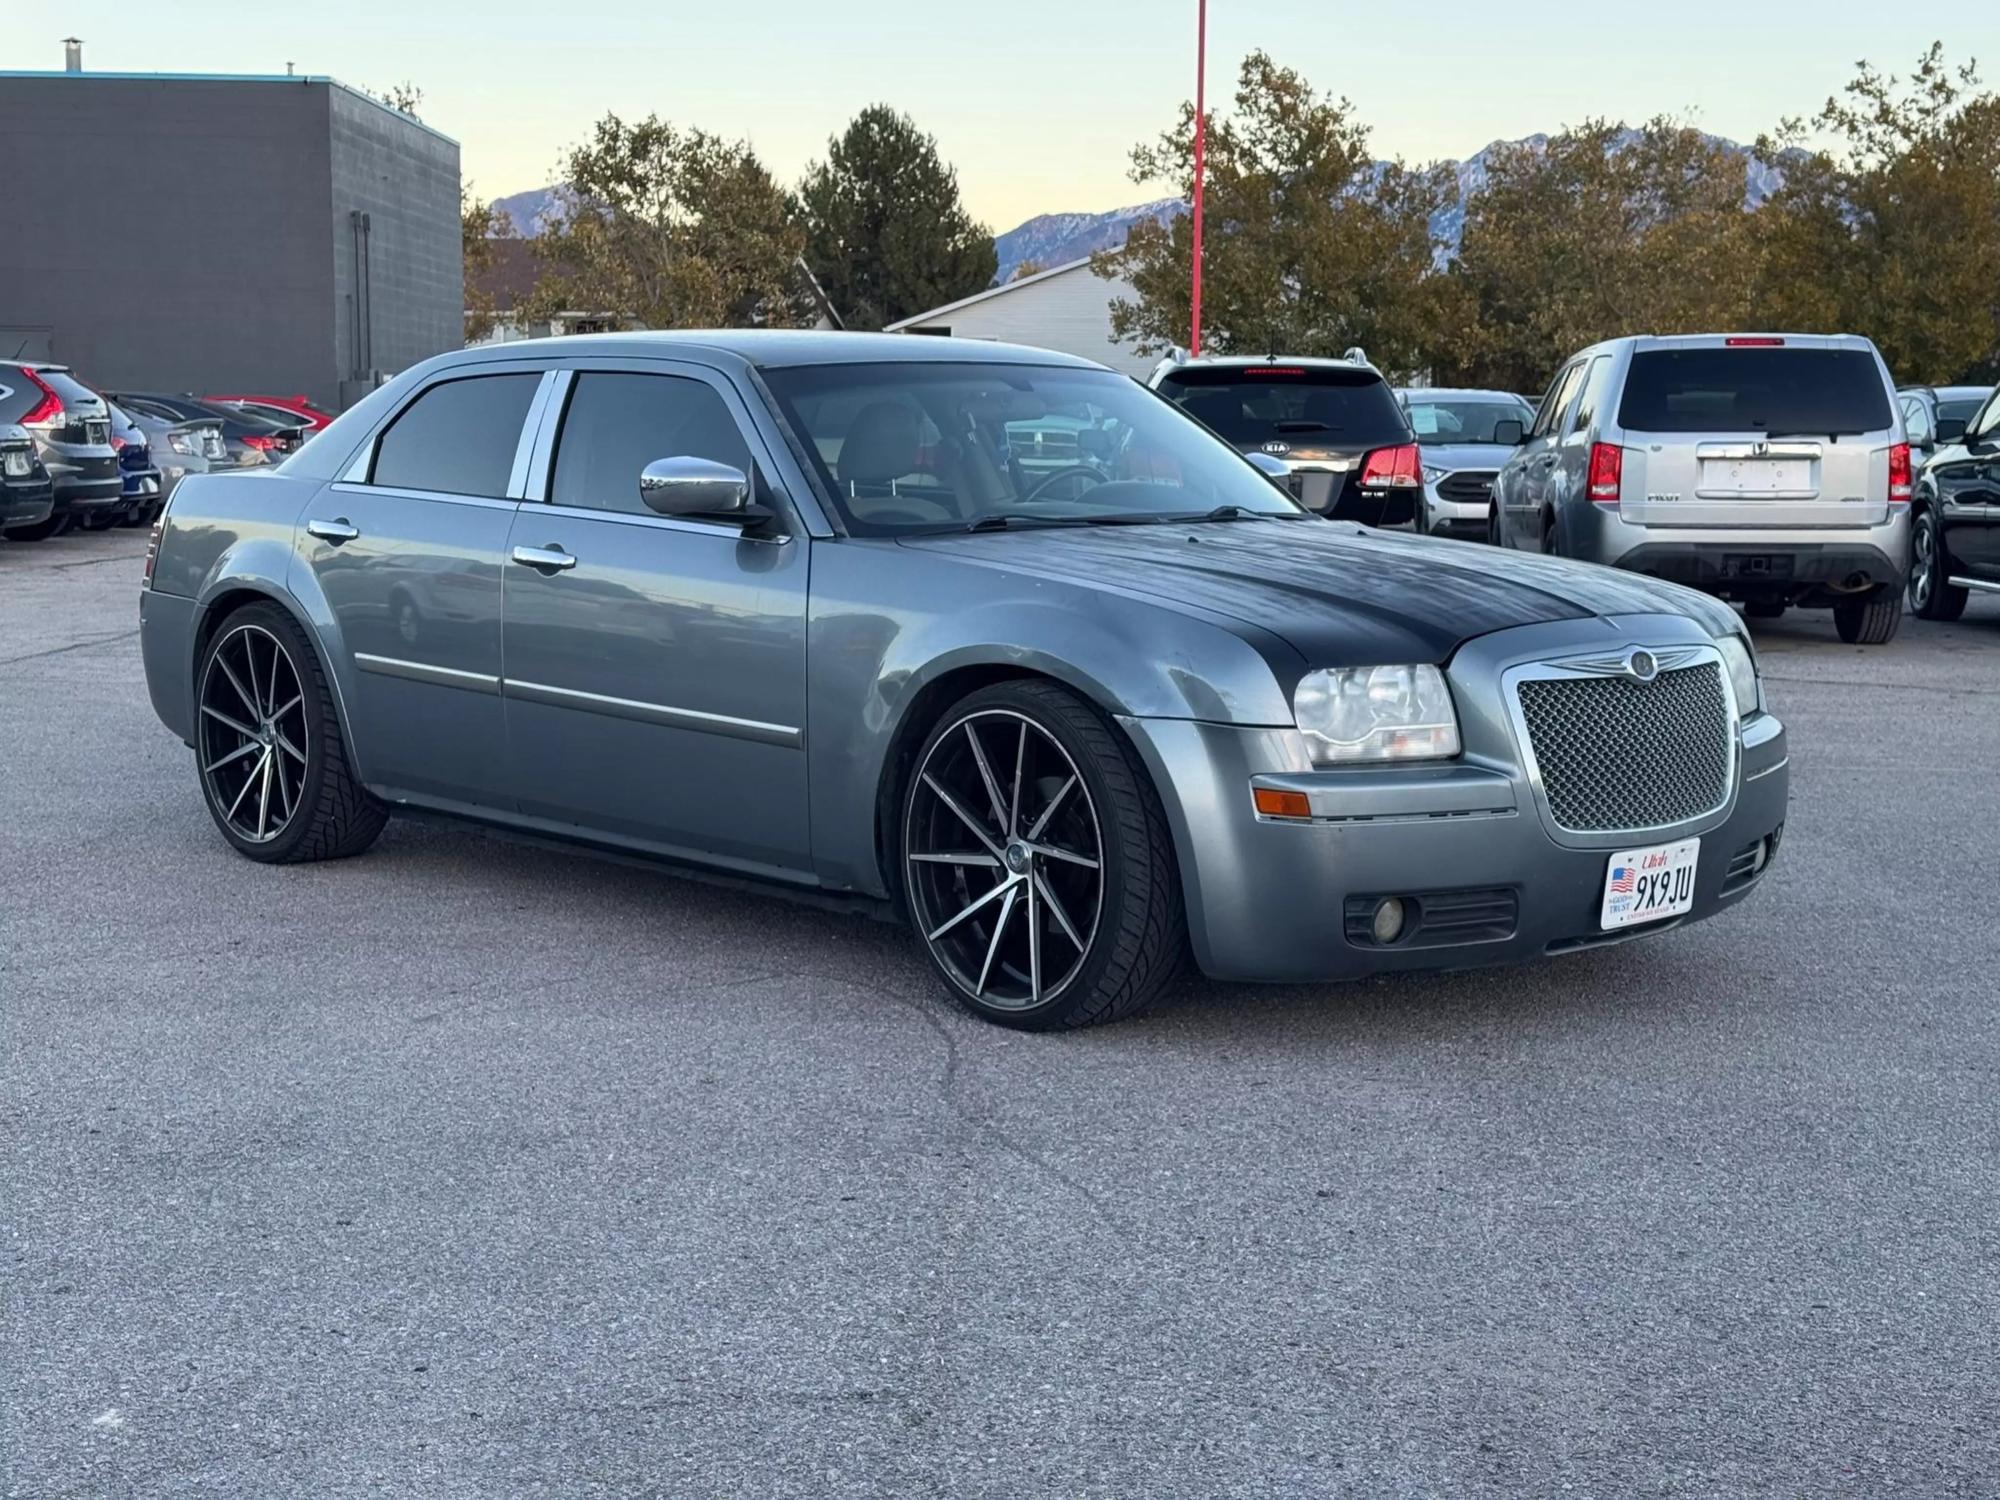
(884, 258), (1148, 375)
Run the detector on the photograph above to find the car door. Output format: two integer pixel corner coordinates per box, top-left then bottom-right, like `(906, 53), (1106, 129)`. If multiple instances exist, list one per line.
(297, 364), (551, 806)
(499, 362), (811, 878)
(1508, 360), (1583, 550)
(1938, 392), (2000, 579)
(1548, 354), (1612, 549)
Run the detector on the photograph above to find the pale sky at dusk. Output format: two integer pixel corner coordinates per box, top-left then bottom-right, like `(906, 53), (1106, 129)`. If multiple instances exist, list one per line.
(35, 1), (1998, 229)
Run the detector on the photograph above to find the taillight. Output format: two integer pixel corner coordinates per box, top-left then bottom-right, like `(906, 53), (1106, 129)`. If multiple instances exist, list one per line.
(142, 514), (163, 588)
(1888, 442), (1912, 503)
(1359, 442), (1422, 489)
(240, 434), (277, 451)
(1587, 442), (1624, 503)
(1724, 336), (1785, 347)
(19, 368), (61, 426)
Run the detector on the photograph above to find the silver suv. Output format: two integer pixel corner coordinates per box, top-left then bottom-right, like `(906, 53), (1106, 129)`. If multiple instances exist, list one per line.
(1494, 334), (1912, 643)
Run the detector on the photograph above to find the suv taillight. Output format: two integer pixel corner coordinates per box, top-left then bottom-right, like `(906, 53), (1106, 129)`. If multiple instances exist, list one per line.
(241, 433), (277, 452)
(1587, 443), (1624, 503)
(1359, 442), (1421, 489)
(1888, 442), (1913, 504)
(19, 368), (61, 426)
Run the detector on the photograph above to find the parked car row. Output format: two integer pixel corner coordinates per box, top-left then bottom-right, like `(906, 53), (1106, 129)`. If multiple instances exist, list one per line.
(0, 363), (328, 543)
(1150, 337), (1996, 647)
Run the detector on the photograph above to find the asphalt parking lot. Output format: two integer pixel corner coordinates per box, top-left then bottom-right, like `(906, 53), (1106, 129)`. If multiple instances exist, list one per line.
(4, 527), (1997, 1498)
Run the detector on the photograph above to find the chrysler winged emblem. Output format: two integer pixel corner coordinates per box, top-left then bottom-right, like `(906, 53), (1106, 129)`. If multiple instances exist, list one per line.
(1625, 649), (1659, 683)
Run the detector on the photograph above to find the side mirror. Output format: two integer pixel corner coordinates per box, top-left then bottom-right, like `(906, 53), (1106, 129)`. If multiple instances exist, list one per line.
(1936, 417), (1967, 445)
(1492, 418), (1526, 446)
(1244, 451), (1290, 484)
(640, 456), (752, 519)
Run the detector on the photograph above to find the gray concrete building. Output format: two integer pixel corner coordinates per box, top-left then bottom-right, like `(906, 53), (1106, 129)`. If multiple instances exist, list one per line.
(0, 70), (461, 412)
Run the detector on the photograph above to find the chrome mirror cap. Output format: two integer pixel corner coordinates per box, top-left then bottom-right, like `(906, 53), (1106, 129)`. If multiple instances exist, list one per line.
(639, 456), (752, 519)
(1244, 451), (1290, 482)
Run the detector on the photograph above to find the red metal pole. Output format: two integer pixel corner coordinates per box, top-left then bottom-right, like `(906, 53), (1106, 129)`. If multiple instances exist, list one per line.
(1190, 0), (1206, 356)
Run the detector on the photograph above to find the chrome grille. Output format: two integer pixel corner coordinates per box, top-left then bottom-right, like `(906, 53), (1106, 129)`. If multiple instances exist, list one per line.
(1516, 662), (1732, 832)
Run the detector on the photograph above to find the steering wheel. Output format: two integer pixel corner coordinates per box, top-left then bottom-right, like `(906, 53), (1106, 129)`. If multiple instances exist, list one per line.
(1018, 465), (1110, 505)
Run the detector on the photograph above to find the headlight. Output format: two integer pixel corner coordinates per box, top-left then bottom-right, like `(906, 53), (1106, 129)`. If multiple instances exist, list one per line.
(1716, 633), (1761, 715)
(1420, 464), (1445, 484)
(1293, 664), (1460, 764)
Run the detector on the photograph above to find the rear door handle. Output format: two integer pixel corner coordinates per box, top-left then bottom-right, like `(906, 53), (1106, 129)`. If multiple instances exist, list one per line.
(306, 517), (359, 544)
(511, 544), (577, 572)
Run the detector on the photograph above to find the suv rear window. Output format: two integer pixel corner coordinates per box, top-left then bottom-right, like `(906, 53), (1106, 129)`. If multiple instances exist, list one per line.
(1618, 348), (1891, 435)
(1157, 365), (1409, 448)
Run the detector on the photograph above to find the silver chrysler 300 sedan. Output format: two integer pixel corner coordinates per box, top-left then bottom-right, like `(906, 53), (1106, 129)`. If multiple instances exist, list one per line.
(138, 333), (1789, 1029)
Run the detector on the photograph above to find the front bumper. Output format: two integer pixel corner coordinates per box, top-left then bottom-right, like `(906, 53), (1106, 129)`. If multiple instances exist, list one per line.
(1120, 614), (1789, 983)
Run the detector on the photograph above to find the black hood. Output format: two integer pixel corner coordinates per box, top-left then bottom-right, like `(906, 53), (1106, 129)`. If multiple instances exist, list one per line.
(902, 520), (1734, 666)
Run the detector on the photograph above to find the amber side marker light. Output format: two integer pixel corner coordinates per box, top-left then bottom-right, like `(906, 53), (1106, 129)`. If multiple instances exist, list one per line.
(1253, 788), (1312, 820)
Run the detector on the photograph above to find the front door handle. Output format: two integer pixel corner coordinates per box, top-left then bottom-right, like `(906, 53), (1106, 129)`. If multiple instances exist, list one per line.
(511, 543), (577, 573)
(306, 517), (359, 544)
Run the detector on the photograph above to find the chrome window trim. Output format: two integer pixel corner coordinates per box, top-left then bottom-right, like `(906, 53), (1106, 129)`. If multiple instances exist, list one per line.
(1501, 641), (1740, 851)
(505, 677), (801, 748)
(326, 481), (520, 513)
(354, 653), (502, 694)
(518, 369), (573, 501)
(533, 499), (790, 544)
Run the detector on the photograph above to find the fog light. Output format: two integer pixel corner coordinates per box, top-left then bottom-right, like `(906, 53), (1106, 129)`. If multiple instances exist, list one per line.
(1371, 897), (1407, 946)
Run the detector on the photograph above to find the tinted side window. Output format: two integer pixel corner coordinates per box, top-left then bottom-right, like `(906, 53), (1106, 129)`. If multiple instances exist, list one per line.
(1567, 356), (1613, 438)
(371, 374), (540, 497)
(1533, 363), (1583, 439)
(0, 377), (24, 423)
(548, 373), (752, 516)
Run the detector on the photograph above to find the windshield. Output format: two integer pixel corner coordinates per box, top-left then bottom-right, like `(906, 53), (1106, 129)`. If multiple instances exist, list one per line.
(762, 362), (1306, 536)
(1618, 348), (1892, 434)
(1402, 396), (1533, 445)
(1154, 365), (1409, 448)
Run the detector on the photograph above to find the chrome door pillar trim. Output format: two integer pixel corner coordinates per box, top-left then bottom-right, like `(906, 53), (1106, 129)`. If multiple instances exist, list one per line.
(508, 371), (565, 499)
(354, 653), (503, 695)
(505, 677), (802, 748)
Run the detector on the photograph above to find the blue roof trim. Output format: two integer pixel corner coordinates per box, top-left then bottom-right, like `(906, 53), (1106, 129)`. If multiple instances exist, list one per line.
(0, 70), (458, 146)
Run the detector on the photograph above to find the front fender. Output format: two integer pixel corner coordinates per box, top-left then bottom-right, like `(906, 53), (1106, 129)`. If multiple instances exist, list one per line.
(804, 542), (1303, 896)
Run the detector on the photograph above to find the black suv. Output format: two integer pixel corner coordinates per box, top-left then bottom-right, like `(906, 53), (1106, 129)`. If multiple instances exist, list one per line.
(0, 363), (125, 539)
(1147, 353), (1422, 524)
(1908, 385), (2000, 620)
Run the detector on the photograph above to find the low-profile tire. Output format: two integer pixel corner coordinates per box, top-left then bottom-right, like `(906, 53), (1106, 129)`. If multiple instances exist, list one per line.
(1743, 599), (1787, 620)
(195, 601), (387, 864)
(7, 511), (70, 542)
(900, 679), (1185, 1030)
(1832, 587), (1903, 645)
(1907, 507), (1969, 622)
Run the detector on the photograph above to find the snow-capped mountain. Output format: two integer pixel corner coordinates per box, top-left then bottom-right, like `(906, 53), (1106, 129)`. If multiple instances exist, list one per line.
(490, 131), (1789, 285)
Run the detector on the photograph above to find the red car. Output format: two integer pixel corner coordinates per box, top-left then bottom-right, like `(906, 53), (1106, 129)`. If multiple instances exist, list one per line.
(204, 393), (336, 431)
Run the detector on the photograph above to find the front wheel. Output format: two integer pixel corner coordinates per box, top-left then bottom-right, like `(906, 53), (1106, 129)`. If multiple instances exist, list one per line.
(1832, 588), (1903, 645)
(900, 680), (1185, 1030)
(1907, 508), (1969, 621)
(195, 602), (387, 863)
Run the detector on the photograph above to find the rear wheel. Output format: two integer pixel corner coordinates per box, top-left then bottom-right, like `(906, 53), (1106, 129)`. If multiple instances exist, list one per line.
(195, 603), (387, 863)
(901, 680), (1184, 1030)
(8, 511), (70, 542)
(1832, 587), (1903, 645)
(1907, 508), (1969, 621)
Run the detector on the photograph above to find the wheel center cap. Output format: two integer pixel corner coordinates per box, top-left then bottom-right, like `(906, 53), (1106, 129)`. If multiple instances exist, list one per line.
(1004, 842), (1033, 875)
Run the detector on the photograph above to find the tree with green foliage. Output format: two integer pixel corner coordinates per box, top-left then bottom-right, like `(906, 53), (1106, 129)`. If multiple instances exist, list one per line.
(1442, 120), (1761, 391)
(798, 105), (996, 330)
(461, 188), (502, 343)
(1754, 45), (2000, 384)
(1093, 51), (1455, 377)
(525, 113), (810, 330)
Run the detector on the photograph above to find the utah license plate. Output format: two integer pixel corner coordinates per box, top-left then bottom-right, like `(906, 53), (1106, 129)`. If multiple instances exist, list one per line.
(1600, 838), (1699, 929)
(2, 451), (29, 477)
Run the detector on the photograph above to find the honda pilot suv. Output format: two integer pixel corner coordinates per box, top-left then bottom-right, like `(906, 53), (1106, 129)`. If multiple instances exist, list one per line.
(1148, 353), (1421, 525)
(1495, 334), (1911, 643)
